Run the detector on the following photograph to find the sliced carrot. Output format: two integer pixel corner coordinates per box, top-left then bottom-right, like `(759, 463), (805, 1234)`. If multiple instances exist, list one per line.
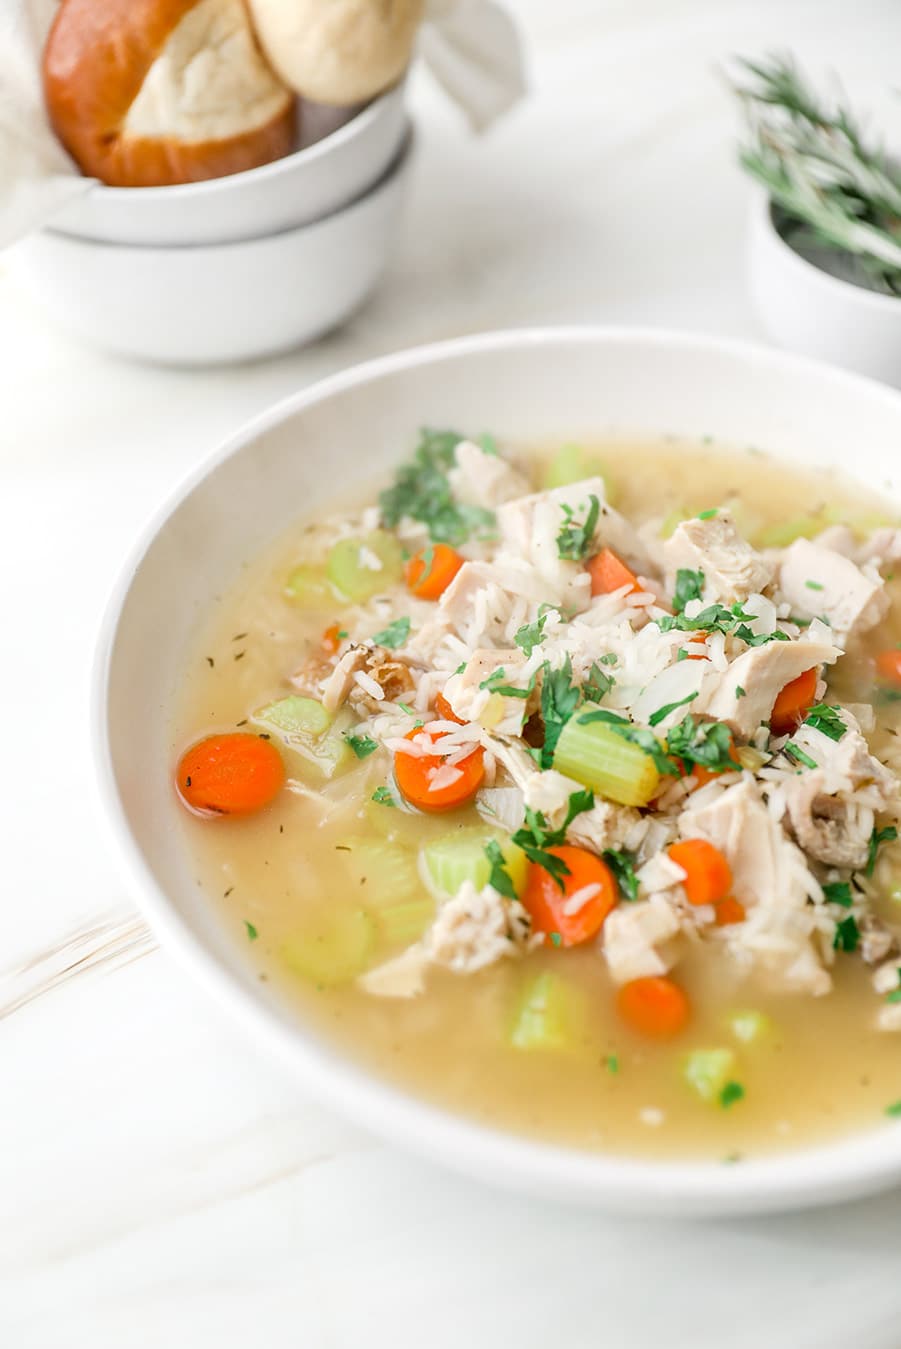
(434, 691), (465, 725)
(177, 733), (285, 817)
(616, 976), (690, 1039)
(685, 632), (710, 662)
(522, 846), (618, 946)
(394, 727), (484, 813)
(715, 896), (746, 926)
(321, 622), (343, 654)
(770, 666), (818, 736)
(876, 649), (901, 686)
(668, 838), (733, 906)
(587, 547), (640, 597)
(405, 544), (465, 600)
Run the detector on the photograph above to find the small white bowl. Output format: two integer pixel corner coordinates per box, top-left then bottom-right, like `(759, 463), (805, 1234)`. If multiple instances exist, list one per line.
(95, 326), (901, 1215)
(49, 85), (407, 248)
(9, 130), (412, 367)
(749, 191), (901, 386)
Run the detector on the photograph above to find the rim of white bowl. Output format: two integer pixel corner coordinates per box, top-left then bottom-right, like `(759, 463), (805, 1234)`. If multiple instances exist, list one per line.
(77, 83), (405, 206)
(757, 190), (901, 315)
(47, 126), (414, 252)
(92, 326), (901, 1213)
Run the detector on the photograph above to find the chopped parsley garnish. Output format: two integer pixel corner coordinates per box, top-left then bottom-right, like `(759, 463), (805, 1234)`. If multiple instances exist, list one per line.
(665, 714), (735, 773)
(604, 849), (639, 902)
(784, 742), (818, 770)
(698, 507), (719, 520)
(732, 625), (790, 647)
(478, 667), (536, 699)
(578, 707), (678, 776)
(371, 616), (411, 649)
(673, 567), (705, 614)
(514, 612), (550, 656)
(648, 692), (698, 728)
(886, 988), (901, 1004)
(345, 733), (379, 759)
(866, 825), (898, 877)
(657, 601), (756, 636)
(599, 653), (618, 666)
(556, 494), (601, 561)
(397, 702), (415, 715)
(719, 1081), (745, 1108)
(605, 1053), (619, 1073)
(735, 685), (746, 698)
(477, 432), (499, 456)
(805, 579), (824, 591)
(582, 661), (615, 702)
(833, 915), (860, 952)
(804, 704), (846, 741)
(539, 656), (583, 768)
(484, 840), (518, 900)
(822, 881), (853, 908)
(337, 629), (348, 639)
(416, 545), (436, 586)
(549, 932), (563, 947)
(453, 661), (466, 675)
(379, 427), (496, 545)
(886, 1101), (901, 1117)
(371, 786), (396, 807)
(511, 792), (595, 890)
(244, 921), (258, 942)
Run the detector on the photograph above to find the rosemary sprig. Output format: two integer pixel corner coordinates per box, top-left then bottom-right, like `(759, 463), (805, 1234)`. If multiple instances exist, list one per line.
(730, 54), (901, 293)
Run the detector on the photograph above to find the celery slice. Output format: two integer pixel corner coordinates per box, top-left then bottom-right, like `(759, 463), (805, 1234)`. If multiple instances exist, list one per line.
(284, 565), (336, 608)
(542, 443), (615, 500)
(376, 899), (436, 947)
(682, 1047), (737, 1103)
(659, 507), (688, 539)
(552, 710), (661, 807)
(754, 515), (831, 549)
(726, 1009), (773, 1045)
(420, 826), (529, 898)
(338, 840), (434, 948)
(509, 971), (588, 1053)
(252, 695), (352, 780)
(282, 905), (375, 986)
(327, 530), (404, 602)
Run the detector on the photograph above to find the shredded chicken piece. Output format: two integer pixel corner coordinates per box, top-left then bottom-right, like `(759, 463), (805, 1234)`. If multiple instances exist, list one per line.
(602, 897), (682, 984)
(777, 538), (889, 646)
(663, 510), (773, 605)
(426, 881), (533, 973)
(448, 439), (530, 507)
(704, 636), (840, 738)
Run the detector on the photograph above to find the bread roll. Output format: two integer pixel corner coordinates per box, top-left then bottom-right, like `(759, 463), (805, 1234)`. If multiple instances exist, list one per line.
(247, 0), (423, 106)
(43, 0), (296, 187)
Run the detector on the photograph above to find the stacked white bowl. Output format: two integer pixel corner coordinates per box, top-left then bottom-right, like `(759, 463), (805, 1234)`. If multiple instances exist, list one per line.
(10, 87), (411, 366)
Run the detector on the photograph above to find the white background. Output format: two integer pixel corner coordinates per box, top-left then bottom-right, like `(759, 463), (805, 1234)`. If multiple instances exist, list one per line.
(4, 2), (901, 1344)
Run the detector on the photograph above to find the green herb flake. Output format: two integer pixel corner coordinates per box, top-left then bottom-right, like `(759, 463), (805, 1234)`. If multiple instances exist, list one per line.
(805, 579), (825, 591)
(371, 786), (396, 807)
(337, 629), (349, 639)
(735, 685), (746, 698)
(866, 825), (898, 877)
(477, 432), (499, 456)
(673, 567), (705, 613)
(345, 733), (379, 760)
(804, 704), (846, 741)
(479, 666), (537, 699)
(556, 494), (601, 562)
(886, 988), (901, 1004)
(833, 915), (861, 952)
(605, 1053), (619, 1074)
(599, 653), (618, 666)
(823, 881), (853, 907)
(784, 742), (818, 770)
(549, 932), (563, 948)
(698, 508), (719, 520)
(540, 656), (583, 768)
(397, 702), (415, 715)
(510, 792), (595, 891)
(582, 661), (615, 702)
(243, 921), (258, 942)
(378, 428), (496, 545)
(648, 692), (698, 728)
(719, 1081), (745, 1109)
(514, 612), (549, 657)
(666, 714), (735, 774)
(885, 1101), (901, 1118)
(604, 849), (639, 902)
(484, 840), (518, 900)
(416, 544), (436, 587)
(371, 616), (411, 649)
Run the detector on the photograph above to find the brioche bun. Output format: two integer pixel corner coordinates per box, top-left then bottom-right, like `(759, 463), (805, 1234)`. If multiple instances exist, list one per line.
(43, 0), (296, 187)
(247, 0), (423, 106)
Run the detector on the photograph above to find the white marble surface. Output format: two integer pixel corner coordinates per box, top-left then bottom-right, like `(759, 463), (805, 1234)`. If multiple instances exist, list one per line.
(5, 2), (901, 1344)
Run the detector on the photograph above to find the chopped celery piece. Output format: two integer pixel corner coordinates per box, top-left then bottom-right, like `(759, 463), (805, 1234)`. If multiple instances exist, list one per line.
(682, 1047), (737, 1103)
(420, 826), (529, 898)
(284, 565), (336, 608)
(327, 530), (404, 602)
(659, 506), (688, 539)
(726, 1009), (773, 1045)
(252, 695), (352, 780)
(509, 971), (588, 1053)
(282, 905), (374, 986)
(542, 443), (615, 500)
(338, 840), (434, 948)
(553, 708), (661, 807)
(339, 840), (420, 903)
(753, 515), (830, 549)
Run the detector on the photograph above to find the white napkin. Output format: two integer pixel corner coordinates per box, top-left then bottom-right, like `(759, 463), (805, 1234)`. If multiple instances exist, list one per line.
(0, 0), (527, 249)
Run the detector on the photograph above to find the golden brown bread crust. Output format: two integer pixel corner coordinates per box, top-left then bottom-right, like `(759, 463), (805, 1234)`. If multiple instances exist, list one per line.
(43, 0), (296, 187)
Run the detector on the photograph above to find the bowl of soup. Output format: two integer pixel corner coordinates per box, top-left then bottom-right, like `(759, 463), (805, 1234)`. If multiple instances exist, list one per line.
(94, 328), (901, 1214)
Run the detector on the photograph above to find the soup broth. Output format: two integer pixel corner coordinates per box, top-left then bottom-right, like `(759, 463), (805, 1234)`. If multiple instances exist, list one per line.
(173, 440), (901, 1160)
